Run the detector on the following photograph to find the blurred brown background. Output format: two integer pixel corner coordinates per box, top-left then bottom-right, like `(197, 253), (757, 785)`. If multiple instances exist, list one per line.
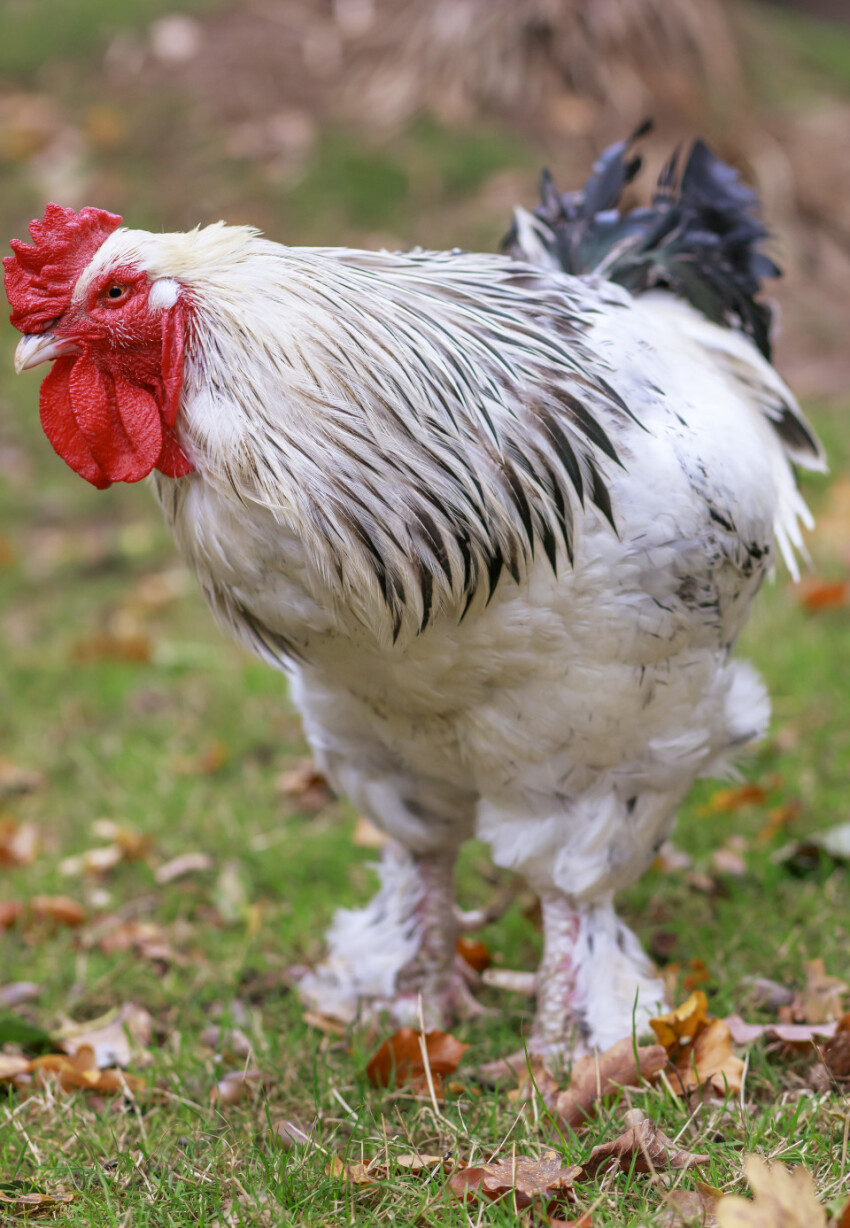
(1, 0), (849, 402)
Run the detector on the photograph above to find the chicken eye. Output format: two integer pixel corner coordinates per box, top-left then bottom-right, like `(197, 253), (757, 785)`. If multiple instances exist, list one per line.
(103, 283), (129, 304)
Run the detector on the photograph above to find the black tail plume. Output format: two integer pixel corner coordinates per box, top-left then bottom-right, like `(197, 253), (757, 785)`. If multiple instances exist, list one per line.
(503, 121), (780, 361)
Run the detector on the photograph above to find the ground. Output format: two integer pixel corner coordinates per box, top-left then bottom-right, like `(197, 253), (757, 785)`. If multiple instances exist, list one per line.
(1, 3), (849, 1225)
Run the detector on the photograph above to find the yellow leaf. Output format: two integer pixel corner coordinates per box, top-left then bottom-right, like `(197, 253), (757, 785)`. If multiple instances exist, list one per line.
(717, 1156), (826, 1228)
(650, 991), (709, 1052)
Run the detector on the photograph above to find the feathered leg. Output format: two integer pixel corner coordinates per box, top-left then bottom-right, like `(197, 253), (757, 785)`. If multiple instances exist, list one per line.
(532, 892), (667, 1054)
(298, 842), (480, 1027)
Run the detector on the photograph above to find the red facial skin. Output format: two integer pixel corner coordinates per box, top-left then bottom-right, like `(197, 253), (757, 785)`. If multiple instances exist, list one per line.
(5, 205), (194, 489)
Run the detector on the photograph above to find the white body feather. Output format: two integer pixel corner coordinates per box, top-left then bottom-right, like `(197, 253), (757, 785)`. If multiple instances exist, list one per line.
(80, 224), (821, 1038)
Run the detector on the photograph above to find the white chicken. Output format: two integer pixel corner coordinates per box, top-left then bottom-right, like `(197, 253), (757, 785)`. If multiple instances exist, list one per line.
(6, 128), (823, 1054)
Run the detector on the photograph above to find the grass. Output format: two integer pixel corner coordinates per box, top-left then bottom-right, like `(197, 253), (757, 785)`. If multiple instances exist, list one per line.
(1, 1), (850, 1223)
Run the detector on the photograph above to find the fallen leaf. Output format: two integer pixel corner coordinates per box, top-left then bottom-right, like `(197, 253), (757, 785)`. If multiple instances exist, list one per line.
(582, 1109), (709, 1176)
(736, 977), (795, 1011)
(795, 577), (849, 613)
(0, 818), (39, 867)
(0, 1187), (75, 1214)
(28, 895), (86, 927)
(716, 1156), (826, 1228)
(59, 1002), (153, 1068)
(74, 632), (151, 664)
(0, 982), (41, 1009)
(674, 1018), (745, 1097)
(653, 995), (744, 1097)
(154, 851), (213, 883)
(796, 958), (847, 1024)
(0, 1055), (32, 1081)
(326, 1156), (380, 1186)
(396, 1152), (447, 1174)
(95, 919), (181, 965)
(0, 760), (44, 800)
(821, 1014), (850, 1080)
(276, 761), (332, 810)
(271, 1119), (314, 1150)
(173, 741), (229, 775)
(27, 1046), (145, 1095)
(212, 1069), (264, 1105)
(456, 936), (491, 973)
(653, 842), (694, 872)
(555, 1037), (667, 1129)
(366, 1027), (468, 1089)
(351, 814), (388, 848)
(703, 783), (769, 814)
(661, 1186), (719, 1226)
(201, 1024), (254, 1060)
(651, 991), (710, 1052)
(756, 802), (801, 844)
(724, 1015), (837, 1045)
(449, 1150), (582, 1212)
(0, 902), (23, 929)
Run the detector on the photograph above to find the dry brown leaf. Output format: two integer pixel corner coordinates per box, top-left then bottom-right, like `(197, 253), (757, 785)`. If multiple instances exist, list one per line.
(351, 814), (388, 848)
(271, 1119), (314, 1150)
(582, 1109), (709, 1176)
(795, 578), (850, 613)
(366, 1027), (468, 1089)
(449, 1150), (582, 1212)
(0, 1188), (75, 1214)
(276, 761), (332, 810)
(0, 901), (23, 929)
(456, 935), (491, 973)
(716, 1156), (827, 1228)
(555, 1037), (667, 1129)
(711, 848), (747, 876)
(396, 1152), (447, 1174)
(326, 1156), (381, 1186)
(795, 959), (847, 1025)
(651, 991), (710, 1052)
(675, 1018), (745, 1097)
(154, 851), (213, 884)
(201, 1024), (254, 1060)
(821, 1014), (850, 1080)
(0, 760), (45, 800)
(27, 1047), (145, 1095)
(173, 741), (229, 776)
(28, 895), (86, 927)
(96, 919), (181, 965)
(703, 783), (769, 814)
(74, 632), (151, 664)
(547, 1215), (593, 1228)
(661, 1186), (719, 1227)
(0, 818), (39, 867)
(212, 1069), (264, 1105)
(756, 802), (801, 844)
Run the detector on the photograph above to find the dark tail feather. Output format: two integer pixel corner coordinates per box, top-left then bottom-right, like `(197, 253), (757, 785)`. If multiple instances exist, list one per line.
(503, 121), (779, 361)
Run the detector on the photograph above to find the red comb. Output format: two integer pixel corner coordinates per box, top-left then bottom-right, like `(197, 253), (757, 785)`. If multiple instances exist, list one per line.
(4, 204), (123, 334)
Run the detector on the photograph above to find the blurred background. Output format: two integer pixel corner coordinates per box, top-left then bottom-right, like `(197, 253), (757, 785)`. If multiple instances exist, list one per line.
(1, 0), (850, 987)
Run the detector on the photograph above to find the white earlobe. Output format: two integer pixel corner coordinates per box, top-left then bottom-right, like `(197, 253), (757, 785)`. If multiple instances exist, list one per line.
(149, 278), (180, 311)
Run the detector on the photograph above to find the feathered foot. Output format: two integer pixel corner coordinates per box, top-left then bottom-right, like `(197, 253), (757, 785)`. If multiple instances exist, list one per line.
(481, 892), (667, 1081)
(534, 892), (667, 1054)
(298, 842), (483, 1028)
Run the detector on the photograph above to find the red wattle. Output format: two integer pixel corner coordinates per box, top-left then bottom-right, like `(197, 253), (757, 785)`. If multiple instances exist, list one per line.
(69, 353), (163, 483)
(40, 358), (111, 489)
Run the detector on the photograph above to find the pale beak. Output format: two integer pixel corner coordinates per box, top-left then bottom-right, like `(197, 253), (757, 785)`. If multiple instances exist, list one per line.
(14, 332), (81, 374)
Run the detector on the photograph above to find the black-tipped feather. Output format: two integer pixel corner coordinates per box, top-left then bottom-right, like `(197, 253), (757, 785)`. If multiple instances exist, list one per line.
(503, 120), (779, 361)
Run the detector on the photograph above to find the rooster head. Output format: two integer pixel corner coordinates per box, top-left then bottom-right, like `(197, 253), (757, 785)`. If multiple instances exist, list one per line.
(5, 203), (193, 488)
